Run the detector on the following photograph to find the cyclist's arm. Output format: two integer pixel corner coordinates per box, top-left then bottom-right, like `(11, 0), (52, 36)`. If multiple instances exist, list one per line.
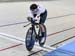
(27, 10), (34, 21)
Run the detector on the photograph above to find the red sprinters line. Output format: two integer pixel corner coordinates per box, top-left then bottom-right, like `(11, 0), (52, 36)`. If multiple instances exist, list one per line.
(0, 43), (22, 51)
(47, 27), (75, 37)
(0, 27), (75, 51)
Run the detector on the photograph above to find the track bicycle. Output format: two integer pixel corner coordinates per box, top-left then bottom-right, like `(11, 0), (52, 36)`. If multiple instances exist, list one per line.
(25, 18), (47, 51)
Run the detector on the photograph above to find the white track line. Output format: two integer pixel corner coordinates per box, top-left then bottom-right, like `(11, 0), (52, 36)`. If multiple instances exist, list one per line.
(0, 32), (24, 43)
(0, 32), (56, 52)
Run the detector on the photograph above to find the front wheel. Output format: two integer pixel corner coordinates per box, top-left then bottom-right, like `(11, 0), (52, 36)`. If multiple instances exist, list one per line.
(38, 24), (47, 47)
(25, 27), (35, 51)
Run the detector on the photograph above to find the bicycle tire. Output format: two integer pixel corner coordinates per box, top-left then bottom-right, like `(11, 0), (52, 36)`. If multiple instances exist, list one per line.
(25, 27), (35, 51)
(38, 24), (47, 46)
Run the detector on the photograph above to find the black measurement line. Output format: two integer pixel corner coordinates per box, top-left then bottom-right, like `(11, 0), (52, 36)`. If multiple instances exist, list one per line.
(51, 36), (75, 47)
(28, 50), (43, 56)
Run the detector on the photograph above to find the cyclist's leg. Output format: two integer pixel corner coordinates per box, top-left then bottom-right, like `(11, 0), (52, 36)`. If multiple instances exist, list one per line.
(38, 10), (47, 45)
(40, 10), (47, 24)
(39, 10), (47, 37)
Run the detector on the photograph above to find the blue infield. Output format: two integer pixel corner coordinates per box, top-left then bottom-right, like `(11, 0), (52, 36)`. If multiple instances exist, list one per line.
(43, 41), (75, 56)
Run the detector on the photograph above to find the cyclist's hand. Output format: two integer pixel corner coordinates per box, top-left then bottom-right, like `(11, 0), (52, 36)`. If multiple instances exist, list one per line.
(34, 16), (40, 24)
(27, 17), (33, 21)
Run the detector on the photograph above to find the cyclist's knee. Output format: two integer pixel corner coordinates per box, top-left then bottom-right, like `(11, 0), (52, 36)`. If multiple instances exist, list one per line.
(39, 24), (45, 32)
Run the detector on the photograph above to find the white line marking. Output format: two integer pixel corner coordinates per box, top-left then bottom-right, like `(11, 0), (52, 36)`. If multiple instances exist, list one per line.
(0, 32), (56, 52)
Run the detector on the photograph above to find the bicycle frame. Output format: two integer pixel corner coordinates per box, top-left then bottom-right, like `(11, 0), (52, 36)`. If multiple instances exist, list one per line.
(31, 24), (40, 39)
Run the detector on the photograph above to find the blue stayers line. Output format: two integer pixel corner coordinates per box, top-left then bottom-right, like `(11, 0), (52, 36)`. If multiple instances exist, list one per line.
(0, 14), (75, 27)
(47, 14), (75, 19)
(0, 21), (28, 27)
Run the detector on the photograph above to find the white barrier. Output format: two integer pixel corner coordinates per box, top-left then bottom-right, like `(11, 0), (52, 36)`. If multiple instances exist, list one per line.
(0, 32), (56, 52)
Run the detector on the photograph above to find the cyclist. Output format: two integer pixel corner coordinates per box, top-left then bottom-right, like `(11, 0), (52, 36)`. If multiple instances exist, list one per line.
(27, 4), (47, 45)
